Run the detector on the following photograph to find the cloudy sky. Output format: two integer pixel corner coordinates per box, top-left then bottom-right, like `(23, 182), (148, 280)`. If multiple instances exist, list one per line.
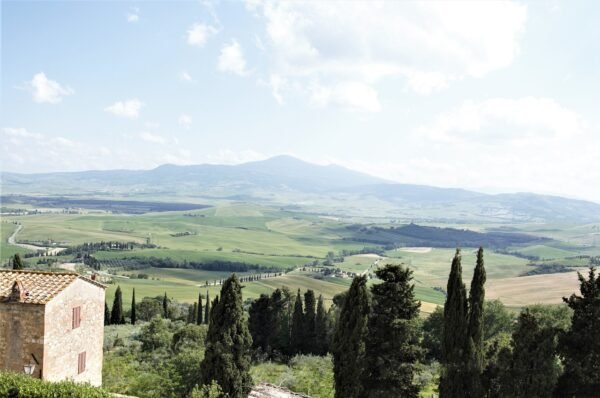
(2, 1), (600, 201)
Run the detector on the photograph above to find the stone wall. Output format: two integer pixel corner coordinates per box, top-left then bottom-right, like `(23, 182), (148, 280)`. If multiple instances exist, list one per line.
(43, 278), (105, 386)
(0, 302), (46, 378)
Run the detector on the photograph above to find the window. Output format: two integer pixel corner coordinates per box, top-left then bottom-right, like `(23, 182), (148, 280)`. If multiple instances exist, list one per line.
(72, 306), (81, 329)
(78, 352), (86, 374)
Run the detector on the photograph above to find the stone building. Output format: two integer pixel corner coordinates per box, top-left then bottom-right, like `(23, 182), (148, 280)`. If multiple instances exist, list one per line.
(0, 269), (105, 386)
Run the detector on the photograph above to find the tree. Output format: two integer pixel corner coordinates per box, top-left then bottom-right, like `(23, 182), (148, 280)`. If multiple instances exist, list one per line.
(290, 290), (304, 355)
(315, 294), (328, 355)
(362, 264), (421, 398)
(303, 289), (317, 354)
(498, 309), (560, 398)
(270, 288), (291, 356)
(333, 275), (369, 398)
(139, 316), (172, 352)
(12, 253), (24, 270)
(192, 302), (198, 324)
(200, 275), (253, 398)
(554, 268), (600, 397)
(204, 292), (210, 324)
(249, 294), (272, 352)
(465, 247), (486, 396)
(197, 292), (203, 325)
(131, 288), (137, 325)
(163, 292), (169, 319)
(110, 286), (125, 325)
(104, 302), (111, 326)
(440, 249), (468, 398)
(422, 306), (444, 361)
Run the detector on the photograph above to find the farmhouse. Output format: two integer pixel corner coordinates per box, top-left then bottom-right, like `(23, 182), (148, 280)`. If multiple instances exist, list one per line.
(0, 269), (105, 386)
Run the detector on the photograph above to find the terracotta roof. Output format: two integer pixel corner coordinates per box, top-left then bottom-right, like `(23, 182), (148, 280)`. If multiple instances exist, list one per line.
(0, 269), (105, 305)
(249, 384), (311, 398)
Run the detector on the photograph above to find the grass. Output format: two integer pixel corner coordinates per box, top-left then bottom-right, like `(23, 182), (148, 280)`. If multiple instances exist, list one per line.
(0, 222), (33, 260)
(509, 244), (578, 260)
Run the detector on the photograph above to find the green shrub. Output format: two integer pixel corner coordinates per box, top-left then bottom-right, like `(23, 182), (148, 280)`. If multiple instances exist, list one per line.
(0, 371), (111, 397)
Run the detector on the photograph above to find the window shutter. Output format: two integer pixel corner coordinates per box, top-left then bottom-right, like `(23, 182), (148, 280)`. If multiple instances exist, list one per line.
(78, 352), (86, 374)
(72, 306), (81, 329)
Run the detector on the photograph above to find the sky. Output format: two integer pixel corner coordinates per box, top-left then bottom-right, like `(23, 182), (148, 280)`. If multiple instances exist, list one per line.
(2, 0), (600, 202)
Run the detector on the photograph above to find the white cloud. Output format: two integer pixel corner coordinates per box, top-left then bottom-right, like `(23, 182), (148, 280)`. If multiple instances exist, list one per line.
(2, 127), (43, 140)
(27, 72), (74, 104)
(310, 81), (381, 113)
(180, 71), (195, 82)
(416, 97), (583, 143)
(178, 114), (192, 128)
(104, 98), (144, 119)
(249, 1), (527, 109)
(139, 132), (168, 144)
(127, 7), (139, 23)
(218, 40), (248, 76)
(187, 23), (217, 47)
(204, 149), (266, 165)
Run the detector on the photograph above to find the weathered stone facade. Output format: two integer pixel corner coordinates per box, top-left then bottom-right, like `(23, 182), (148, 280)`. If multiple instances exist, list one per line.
(0, 270), (105, 386)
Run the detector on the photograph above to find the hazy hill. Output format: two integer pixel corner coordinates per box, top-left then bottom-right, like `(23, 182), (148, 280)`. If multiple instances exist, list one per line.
(2, 155), (600, 223)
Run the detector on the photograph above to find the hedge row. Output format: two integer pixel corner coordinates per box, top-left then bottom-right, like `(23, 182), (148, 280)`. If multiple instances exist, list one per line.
(0, 372), (111, 398)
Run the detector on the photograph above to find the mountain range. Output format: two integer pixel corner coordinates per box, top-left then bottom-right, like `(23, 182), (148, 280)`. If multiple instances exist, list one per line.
(3, 155), (600, 223)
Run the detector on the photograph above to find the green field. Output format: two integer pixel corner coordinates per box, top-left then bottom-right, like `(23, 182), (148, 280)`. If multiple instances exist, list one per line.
(0, 222), (33, 260)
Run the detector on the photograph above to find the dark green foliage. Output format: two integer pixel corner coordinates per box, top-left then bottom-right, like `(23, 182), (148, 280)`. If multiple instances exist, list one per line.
(110, 286), (125, 325)
(172, 323), (207, 353)
(104, 302), (111, 326)
(555, 268), (600, 397)
(303, 289), (317, 354)
(422, 306), (444, 361)
(333, 275), (369, 398)
(249, 294), (272, 352)
(12, 253), (24, 270)
(465, 247), (486, 395)
(483, 300), (514, 341)
(197, 292), (203, 325)
(163, 292), (169, 318)
(290, 290), (304, 355)
(200, 274), (253, 398)
(131, 288), (137, 325)
(192, 302), (198, 324)
(362, 264), (421, 398)
(498, 309), (560, 398)
(205, 292), (210, 324)
(440, 249), (468, 398)
(139, 317), (172, 352)
(270, 288), (292, 356)
(137, 297), (164, 321)
(0, 371), (111, 397)
(315, 295), (328, 355)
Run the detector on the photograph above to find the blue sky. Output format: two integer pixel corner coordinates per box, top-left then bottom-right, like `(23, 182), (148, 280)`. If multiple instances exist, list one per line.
(2, 0), (600, 202)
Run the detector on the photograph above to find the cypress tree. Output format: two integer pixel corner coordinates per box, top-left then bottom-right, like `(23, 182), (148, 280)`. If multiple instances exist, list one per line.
(303, 289), (317, 354)
(104, 302), (111, 326)
(333, 275), (369, 398)
(315, 294), (328, 355)
(205, 291), (210, 324)
(362, 264), (421, 398)
(12, 253), (24, 270)
(131, 288), (137, 325)
(192, 302), (198, 324)
(249, 294), (272, 352)
(197, 292), (203, 325)
(465, 247), (486, 395)
(499, 309), (559, 398)
(162, 292), (169, 319)
(187, 304), (194, 324)
(290, 289), (304, 355)
(554, 267), (600, 397)
(440, 249), (469, 398)
(110, 286), (125, 325)
(199, 274), (253, 398)
(270, 288), (291, 355)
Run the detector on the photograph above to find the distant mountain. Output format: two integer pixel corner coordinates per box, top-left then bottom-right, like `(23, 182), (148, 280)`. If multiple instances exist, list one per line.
(2, 155), (600, 223)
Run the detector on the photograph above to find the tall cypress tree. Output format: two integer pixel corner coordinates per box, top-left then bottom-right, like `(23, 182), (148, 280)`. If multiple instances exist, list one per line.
(303, 289), (317, 354)
(249, 294), (272, 352)
(362, 264), (421, 398)
(315, 294), (328, 355)
(131, 288), (137, 325)
(197, 292), (203, 325)
(270, 288), (291, 355)
(440, 249), (469, 398)
(110, 286), (125, 325)
(465, 247), (486, 395)
(162, 292), (169, 319)
(199, 274), (253, 398)
(12, 254), (24, 270)
(290, 289), (304, 355)
(333, 275), (369, 398)
(205, 291), (210, 324)
(192, 302), (198, 324)
(554, 267), (600, 397)
(104, 302), (111, 326)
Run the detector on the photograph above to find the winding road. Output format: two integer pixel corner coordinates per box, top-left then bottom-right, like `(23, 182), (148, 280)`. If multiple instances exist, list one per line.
(7, 224), (66, 255)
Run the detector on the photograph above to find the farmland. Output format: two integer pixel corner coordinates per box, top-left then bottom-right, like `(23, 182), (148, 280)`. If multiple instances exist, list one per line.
(2, 202), (599, 309)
